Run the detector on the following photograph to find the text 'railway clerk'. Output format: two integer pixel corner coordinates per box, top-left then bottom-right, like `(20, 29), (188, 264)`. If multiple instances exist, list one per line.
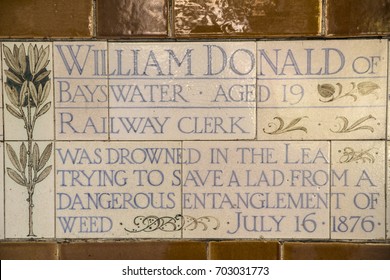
(58, 113), (249, 135)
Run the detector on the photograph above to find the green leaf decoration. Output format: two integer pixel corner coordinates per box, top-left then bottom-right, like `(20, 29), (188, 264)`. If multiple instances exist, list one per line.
(20, 81), (28, 106)
(34, 70), (51, 83)
(28, 81), (38, 107)
(5, 85), (20, 107)
(35, 165), (52, 184)
(7, 168), (26, 186)
(3, 45), (20, 73)
(38, 143), (52, 171)
(32, 143), (40, 173)
(36, 102), (51, 118)
(20, 143), (27, 172)
(6, 104), (23, 119)
(35, 46), (49, 74)
(28, 44), (36, 75)
(18, 43), (27, 75)
(4, 70), (22, 84)
(6, 143), (22, 173)
(40, 82), (50, 104)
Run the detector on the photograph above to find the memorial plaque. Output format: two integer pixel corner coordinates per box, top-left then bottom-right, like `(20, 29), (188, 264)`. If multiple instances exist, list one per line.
(0, 40), (389, 241)
(53, 41), (109, 140)
(257, 40), (387, 140)
(182, 141), (330, 239)
(56, 141), (181, 238)
(108, 42), (256, 140)
(331, 141), (385, 240)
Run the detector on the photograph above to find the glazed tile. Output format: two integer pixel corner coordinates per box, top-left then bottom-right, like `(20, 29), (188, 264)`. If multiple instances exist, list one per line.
(60, 241), (207, 260)
(331, 141), (385, 240)
(174, 0), (321, 37)
(257, 40), (387, 140)
(2, 42), (54, 141)
(283, 242), (390, 260)
(182, 141), (330, 239)
(0, 243), (58, 260)
(209, 241), (279, 260)
(97, 0), (168, 37)
(0, 0), (92, 38)
(53, 42), (108, 140)
(55, 141), (181, 238)
(327, 0), (390, 36)
(108, 42), (256, 140)
(5, 141), (54, 238)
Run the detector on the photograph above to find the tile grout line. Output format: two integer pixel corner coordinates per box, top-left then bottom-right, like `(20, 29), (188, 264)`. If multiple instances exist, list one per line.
(107, 41), (111, 141)
(322, 0), (327, 36)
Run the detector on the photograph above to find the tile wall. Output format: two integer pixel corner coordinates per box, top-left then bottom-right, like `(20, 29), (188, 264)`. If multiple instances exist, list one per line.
(0, 0), (389, 260)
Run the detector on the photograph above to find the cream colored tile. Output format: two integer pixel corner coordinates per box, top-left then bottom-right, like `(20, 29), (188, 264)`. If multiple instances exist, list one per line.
(55, 141), (181, 238)
(5, 141), (54, 238)
(388, 41), (390, 140)
(0, 143), (4, 239)
(109, 42), (256, 140)
(182, 141), (330, 239)
(3, 42), (54, 141)
(0, 42), (3, 141)
(257, 40), (387, 140)
(387, 142), (390, 240)
(331, 141), (385, 240)
(53, 42), (108, 140)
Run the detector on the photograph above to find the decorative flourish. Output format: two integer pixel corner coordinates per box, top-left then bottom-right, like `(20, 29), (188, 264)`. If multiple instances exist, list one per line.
(263, 116), (308, 135)
(318, 82), (380, 103)
(123, 215), (220, 233)
(338, 147), (376, 163)
(331, 115), (376, 134)
(3, 43), (52, 237)
(183, 215), (220, 231)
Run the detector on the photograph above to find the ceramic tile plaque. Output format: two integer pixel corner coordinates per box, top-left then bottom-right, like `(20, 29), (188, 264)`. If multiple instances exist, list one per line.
(53, 41), (109, 140)
(55, 141), (181, 238)
(1, 40), (389, 241)
(331, 141), (385, 240)
(182, 141), (330, 239)
(109, 42), (256, 140)
(257, 40), (387, 140)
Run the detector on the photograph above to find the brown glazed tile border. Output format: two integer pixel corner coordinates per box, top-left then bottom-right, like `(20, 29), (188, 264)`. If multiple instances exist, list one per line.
(283, 242), (390, 260)
(0, 0), (93, 38)
(326, 0), (390, 36)
(0, 242), (58, 260)
(60, 241), (207, 260)
(209, 241), (280, 260)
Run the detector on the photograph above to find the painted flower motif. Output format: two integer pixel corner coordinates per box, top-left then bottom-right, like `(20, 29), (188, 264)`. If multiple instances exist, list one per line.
(317, 84), (336, 98)
(357, 81), (380, 97)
